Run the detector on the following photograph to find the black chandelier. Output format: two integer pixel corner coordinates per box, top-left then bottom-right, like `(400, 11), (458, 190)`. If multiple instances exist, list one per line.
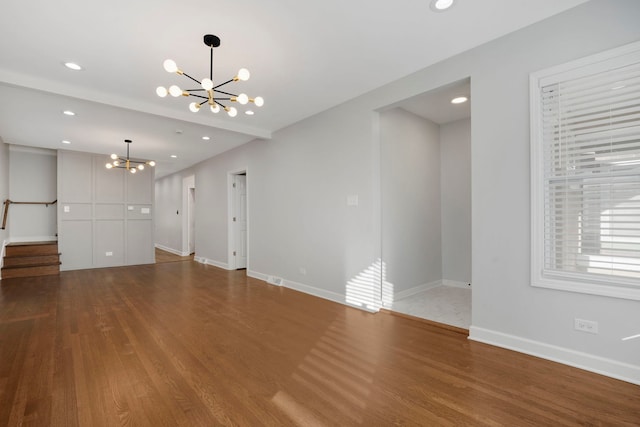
(156, 34), (264, 117)
(105, 139), (155, 173)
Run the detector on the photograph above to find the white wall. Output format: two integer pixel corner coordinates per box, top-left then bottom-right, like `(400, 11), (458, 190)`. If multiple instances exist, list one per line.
(440, 118), (471, 284)
(0, 140), (9, 250)
(155, 171), (189, 254)
(380, 108), (442, 293)
(8, 146), (57, 241)
(58, 150), (155, 270)
(156, 0), (640, 383)
(168, 104), (380, 308)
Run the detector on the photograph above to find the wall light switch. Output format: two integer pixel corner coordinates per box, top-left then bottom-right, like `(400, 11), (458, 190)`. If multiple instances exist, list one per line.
(64, 205), (70, 213)
(141, 207), (150, 214)
(128, 205), (134, 211)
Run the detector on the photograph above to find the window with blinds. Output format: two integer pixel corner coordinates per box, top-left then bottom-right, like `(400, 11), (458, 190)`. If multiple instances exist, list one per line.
(531, 41), (640, 300)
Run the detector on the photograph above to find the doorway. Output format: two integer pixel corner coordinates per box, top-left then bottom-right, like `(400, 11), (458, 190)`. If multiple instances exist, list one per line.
(188, 187), (195, 255)
(228, 170), (248, 270)
(182, 174), (195, 256)
(379, 78), (472, 330)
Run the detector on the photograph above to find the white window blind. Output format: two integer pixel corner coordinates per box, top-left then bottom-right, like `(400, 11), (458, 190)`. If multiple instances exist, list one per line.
(531, 41), (640, 300)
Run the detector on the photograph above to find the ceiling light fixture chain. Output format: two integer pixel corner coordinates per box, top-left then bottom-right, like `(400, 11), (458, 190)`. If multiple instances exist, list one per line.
(156, 34), (264, 117)
(106, 139), (156, 173)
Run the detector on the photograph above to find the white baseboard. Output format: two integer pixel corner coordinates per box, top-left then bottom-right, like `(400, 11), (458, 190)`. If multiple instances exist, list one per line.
(247, 270), (268, 281)
(194, 256), (229, 270)
(155, 244), (190, 257)
(394, 279), (442, 300)
(10, 235), (57, 243)
(469, 326), (640, 386)
(248, 270), (378, 313)
(442, 279), (471, 289)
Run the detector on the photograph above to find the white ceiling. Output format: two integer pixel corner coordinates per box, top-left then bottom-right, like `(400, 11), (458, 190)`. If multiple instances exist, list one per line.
(0, 0), (589, 178)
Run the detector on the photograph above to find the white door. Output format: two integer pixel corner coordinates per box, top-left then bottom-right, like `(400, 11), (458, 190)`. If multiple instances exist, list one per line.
(188, 188), (195, 254)
(233, 175), (247, 269)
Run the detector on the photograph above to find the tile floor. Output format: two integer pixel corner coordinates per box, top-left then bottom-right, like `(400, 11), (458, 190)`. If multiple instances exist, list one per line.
(391, 284), (471, 329)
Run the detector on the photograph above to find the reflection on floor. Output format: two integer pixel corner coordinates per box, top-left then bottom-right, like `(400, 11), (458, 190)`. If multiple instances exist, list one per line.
(392, 284), (471, 329)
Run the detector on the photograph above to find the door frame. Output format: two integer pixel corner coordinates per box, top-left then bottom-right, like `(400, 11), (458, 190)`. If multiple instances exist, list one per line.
(227, 168), (249, 270)
(181, 174), (195, 256)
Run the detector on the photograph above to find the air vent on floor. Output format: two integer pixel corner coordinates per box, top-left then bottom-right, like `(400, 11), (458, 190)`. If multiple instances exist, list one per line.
(266, 275), (283, 286)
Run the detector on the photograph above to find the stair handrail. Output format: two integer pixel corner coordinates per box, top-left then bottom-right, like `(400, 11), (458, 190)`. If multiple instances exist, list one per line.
(1, 199), (57, 230)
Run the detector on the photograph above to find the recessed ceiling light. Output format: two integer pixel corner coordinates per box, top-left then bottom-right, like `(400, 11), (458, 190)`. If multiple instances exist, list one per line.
(64, 62), (83, 71)
(202, 136), (210, 140)
(63, 110), (75, 116)
(245, 110), (255, 116)
(62, 140), (71, 144)
(451, 96), (468, 104)
(430, 0), (454, 12)
(170, 155), (177, 158)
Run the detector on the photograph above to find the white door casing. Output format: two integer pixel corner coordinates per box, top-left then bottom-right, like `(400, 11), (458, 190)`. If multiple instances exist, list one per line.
(233, 174), (247, 269)
(228, 171), (248, 270)
(188, 187), (195, 254)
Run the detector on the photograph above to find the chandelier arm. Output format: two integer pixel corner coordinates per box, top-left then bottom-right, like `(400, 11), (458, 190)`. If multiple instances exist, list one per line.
(189, 94), (209, 100)
(215, 100), (228, 108)
(214, 89), (237, 97)
(186, 89), (207, 92)
(181, 72), (202, 85)
(213, 78), (235, 89)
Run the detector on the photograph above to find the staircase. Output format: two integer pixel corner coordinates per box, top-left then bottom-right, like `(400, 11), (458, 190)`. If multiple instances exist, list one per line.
(1, 241), (61, 279)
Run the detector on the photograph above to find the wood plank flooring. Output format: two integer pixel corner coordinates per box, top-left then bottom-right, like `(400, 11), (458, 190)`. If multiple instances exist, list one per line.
(154, 248), (194, 264)
(0, 261), (638, 426)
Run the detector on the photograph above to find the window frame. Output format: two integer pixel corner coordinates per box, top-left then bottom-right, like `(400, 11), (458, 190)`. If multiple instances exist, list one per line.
(530, 40), (640, 301)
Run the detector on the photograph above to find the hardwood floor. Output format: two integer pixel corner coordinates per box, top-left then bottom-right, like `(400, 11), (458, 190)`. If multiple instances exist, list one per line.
(0, 261), (638, 426)
(154, 248), (194, 264)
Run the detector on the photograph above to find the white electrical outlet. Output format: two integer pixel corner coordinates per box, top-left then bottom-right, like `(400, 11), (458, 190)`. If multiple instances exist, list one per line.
(574, 318), (598, 334)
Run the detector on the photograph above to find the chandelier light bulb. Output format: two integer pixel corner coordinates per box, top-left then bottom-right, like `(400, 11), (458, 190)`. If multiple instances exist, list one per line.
(130, 168), (137, 174)
(211, 104), (220, 113)
(148, 161), (156, 167)
(110, 153), (118, 160)
(105, 163), (113, 169)
(113, 160), (120, 166)
(430, 0), (455, 11)
(163, 59), (178, 73)
(236, 93), (249, 105)
(253, 96), (264, 107)
(201, 78), (214, 91)
(237, 68), (250, 81)
(169, 85), (182, 97)
(138, 164), (145, 170)
(189, 102), (201, 113)
(227, 106), (238, 117)
(156, 86), (168, 97)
